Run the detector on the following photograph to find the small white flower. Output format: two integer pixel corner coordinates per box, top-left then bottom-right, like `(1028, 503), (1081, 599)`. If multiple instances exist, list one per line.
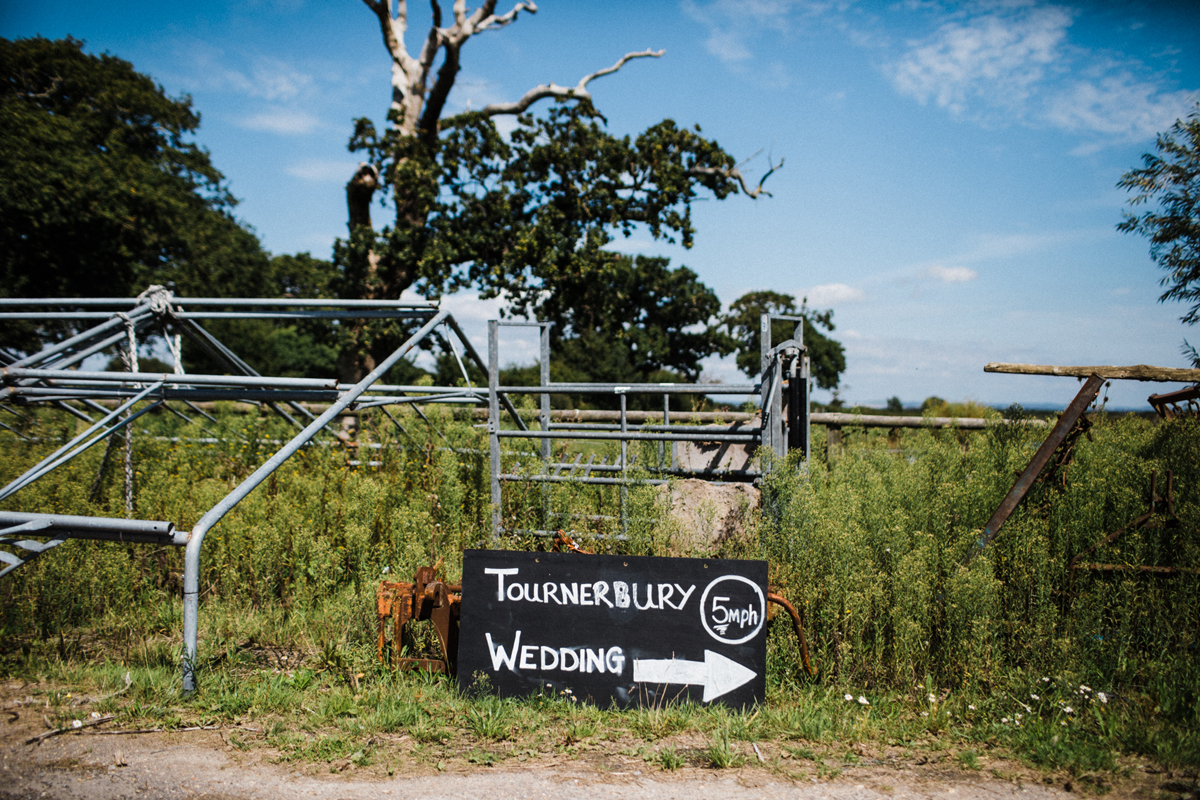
(921, 711), (929, 717)
(1079, 685), (1091, 693)
(1001, 717), (1010, 724)
(1015, 713), (1022, 720)
(1063, 706), (1073, 714)
(1060, 721), (1068, 726)
(968, 704), (976, 711)
(1042, 677), (1051, 683)
(72, 719), (82, 729)
(90, 711), (100, 719)
(927, 693), (936, 703)
(1030, 694), (1039, 700)
(845, 694), (854, 701)
(1097, 692), (1108, 704)
(858, 696), (869, 706)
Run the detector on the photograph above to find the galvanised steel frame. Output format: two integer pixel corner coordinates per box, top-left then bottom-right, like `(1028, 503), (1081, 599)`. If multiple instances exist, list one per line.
(0, 291), (810, 691)
(486, 316), (810, 543)
(0, 290), (527, 692)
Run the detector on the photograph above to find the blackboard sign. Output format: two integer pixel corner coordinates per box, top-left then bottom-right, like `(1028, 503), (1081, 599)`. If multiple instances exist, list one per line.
(456, 549), (768, 709)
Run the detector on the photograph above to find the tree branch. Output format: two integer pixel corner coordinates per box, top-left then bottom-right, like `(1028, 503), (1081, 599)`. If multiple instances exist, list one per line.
(475, 1), (538, 32)
(689, 151), (784, 199)
(477, 48), (664, 117)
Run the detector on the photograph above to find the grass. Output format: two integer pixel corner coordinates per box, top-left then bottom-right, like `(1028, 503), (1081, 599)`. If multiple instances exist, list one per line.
(1, 403), (1198, 779)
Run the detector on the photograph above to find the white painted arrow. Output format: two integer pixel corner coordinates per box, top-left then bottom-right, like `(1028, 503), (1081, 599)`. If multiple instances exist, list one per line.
(632, 650), (756, 702)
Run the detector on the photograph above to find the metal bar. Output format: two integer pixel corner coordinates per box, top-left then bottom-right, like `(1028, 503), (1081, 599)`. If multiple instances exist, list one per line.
(0, 511), (175, 538)
(500, 474), (669, 486)
(0, 384), (164, 501)
(172, 311), (436, 320)
(0, 297), (437, 308)
(547, 422), (763, 434)
(444, 314), (527, 432)
(6, 312), (147, 369)
(964, 373), (1106, 565)
(497, 383), (758, 395)
(497, 430), (760, 443)
(489, 320), (501, 546)
(181, 308), (450, 693)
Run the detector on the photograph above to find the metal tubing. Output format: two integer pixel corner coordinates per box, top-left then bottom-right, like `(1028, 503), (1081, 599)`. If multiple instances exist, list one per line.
(489, 320), (501, 545)
(497, 383), (757, 395)
(446, 315), (527, 432)
(0, 384), (164, 501)
(0, 297), (436, 308)
(496, 429), (760, 443)
(6, 311), (147, 369)
(0, 511), (175, 539)
(181, 309), (449, 693)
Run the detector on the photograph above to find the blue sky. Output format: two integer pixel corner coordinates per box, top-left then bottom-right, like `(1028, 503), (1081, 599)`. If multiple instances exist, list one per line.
(4, 1), (1199, 409)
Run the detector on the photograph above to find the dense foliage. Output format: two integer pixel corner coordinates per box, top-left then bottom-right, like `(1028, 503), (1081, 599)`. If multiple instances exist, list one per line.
(1119, 101), (1200, 326)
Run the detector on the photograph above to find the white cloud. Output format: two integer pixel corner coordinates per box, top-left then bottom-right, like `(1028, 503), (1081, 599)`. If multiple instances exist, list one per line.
(888, 6), (1073, 119)
(285, 159), (360, 182)
(884, 4), (1198, 147)
(1046, 74), (1196, 141)
(923, 265), (978, 283)
(804, 283), (866, 305)
(238, 109), (322, 135)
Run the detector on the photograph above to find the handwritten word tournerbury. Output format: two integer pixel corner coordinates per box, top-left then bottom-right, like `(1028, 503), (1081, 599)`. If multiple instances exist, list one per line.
(484, 567), (696, 611)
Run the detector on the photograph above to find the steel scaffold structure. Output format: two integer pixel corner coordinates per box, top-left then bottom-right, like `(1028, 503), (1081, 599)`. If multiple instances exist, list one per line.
(0, 290), (811, 691)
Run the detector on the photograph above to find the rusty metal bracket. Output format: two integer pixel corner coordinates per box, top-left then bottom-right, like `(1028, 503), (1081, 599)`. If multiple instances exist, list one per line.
(1069, 471), (1200, 578)
(1148, 384), (1200, 420)
(376, 565), (462, 673)
(964, 373), (1106, 566)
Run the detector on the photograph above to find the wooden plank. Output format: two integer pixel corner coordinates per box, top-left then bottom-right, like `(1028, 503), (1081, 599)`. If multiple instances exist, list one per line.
(985, 363), (1200, 382)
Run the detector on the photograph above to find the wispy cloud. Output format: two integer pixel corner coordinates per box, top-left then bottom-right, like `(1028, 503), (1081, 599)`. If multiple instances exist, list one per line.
(681, 0), (814, 87)
(238, 109), (322, 135)
(803, 283), (866, 305)
(888, 6), (1073, 120)
(285, 159), (360, 182)
(884, 3), (1197, 146)
(923, 265), (978, 283)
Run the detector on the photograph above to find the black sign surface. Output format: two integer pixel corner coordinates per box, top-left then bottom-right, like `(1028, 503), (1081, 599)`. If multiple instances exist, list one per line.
(456, 549), (767, 709)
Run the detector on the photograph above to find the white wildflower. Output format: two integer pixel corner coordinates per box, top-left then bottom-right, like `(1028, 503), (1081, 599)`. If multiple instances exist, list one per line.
(1001, 717), (1010, 724)
(72, 719), (82, 729)
(921, 711), (929, 717)
(845, 694), (854, 702)
(1030, 694), (1039, 700)
(927, 693), (936, 703)
(1097, 692), (1108, 704)
(1079, 685), (1091, 694)
(858, 696), (869, 706)
(968, 704), (976, 711)
(1063, 706), (1073, 714)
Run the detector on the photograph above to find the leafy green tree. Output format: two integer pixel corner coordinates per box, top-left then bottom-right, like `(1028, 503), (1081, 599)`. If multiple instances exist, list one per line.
(0, 38), (269, 301)
(1118, 102), (1200, 326)
(1, 37), (343, 374)
(336, 2), (777, 380)
(720, 290), (846, 390)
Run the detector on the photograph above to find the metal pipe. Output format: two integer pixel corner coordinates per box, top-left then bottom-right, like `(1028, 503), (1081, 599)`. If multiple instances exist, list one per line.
(497, 383), (758, 395)
(496, 429), (760, 443)
(181, 309), (450, 693)
(0, 511), (175, 539)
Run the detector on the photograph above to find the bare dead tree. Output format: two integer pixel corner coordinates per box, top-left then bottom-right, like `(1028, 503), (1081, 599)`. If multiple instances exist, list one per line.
(348, 0), (667, 242)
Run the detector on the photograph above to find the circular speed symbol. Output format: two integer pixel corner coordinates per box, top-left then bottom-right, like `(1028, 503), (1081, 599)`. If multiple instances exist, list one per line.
(699, 575), (766, 645)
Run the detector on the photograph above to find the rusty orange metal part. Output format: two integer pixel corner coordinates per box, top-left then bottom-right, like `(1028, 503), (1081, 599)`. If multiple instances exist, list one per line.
(377, 565), (461, 673)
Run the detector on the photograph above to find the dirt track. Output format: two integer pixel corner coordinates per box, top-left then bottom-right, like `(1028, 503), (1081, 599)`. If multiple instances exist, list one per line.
(6, 716), (1187, 800)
